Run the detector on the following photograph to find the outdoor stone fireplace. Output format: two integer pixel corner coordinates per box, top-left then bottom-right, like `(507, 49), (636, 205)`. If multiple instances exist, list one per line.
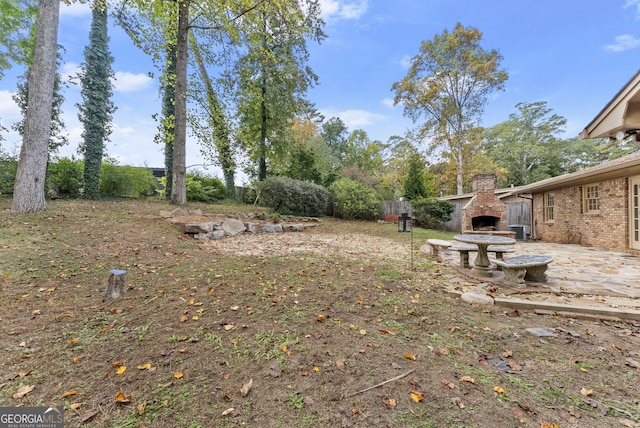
(461, 174), (507, 233)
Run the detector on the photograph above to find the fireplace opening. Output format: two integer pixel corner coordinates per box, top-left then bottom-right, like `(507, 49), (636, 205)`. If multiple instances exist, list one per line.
(472, 216), (500, 231)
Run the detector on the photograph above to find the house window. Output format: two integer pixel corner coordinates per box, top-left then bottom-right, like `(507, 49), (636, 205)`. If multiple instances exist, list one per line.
(544, 192), (555, 222)
(583, 184), (600, 213)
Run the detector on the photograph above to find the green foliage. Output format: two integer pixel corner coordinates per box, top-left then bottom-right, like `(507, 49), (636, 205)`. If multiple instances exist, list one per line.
(403, 154), (429, 200)
(257, 176), (329, 216)
(411, 197), (454, 229)
(483, 101), (568, 186)
(47, 158), (83, 198)
(330, 178), (381, 220)
(0, 150), (17, 195)
(99, 163), (156, 198)
(186, 173), (226, 203)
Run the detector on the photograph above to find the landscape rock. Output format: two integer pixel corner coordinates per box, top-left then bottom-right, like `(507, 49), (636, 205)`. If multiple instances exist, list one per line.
(198, 230), (226, 240)
(171, 208), (190, 216)
(184, 222), (215, 234)
(461, 292), (494, 305)
(261, 224), (283, 233)
(221, 218), (247, 236)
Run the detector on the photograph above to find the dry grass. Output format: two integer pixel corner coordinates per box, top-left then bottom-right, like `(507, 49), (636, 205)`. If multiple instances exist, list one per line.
(0, 199), (639, 428)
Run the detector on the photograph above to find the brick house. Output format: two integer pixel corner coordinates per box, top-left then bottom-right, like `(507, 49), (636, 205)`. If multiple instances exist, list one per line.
(523, 70), (640, 254)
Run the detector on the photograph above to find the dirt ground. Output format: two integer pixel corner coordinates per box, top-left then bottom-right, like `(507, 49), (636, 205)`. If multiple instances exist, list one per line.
(1, 199), (639, 428)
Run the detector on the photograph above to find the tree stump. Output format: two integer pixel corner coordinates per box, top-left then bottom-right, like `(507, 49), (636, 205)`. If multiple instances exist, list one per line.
(105, 269), (127, 298)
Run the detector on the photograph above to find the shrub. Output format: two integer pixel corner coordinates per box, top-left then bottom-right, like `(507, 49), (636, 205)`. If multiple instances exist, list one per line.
(330, 178), (381, 220)
(47, 158), (84, 198)
(256, 176), (329, 216)
(411, 197), (454, 229)
(99, 163), (156, 198)
(0, 153), (17, 195)
(186, 173), (226, 203)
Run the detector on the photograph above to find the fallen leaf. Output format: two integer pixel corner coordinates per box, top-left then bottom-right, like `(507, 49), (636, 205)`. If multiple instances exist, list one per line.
(12, 385), (34, 399)
(80, 409), (99, 423)
(461, 376), (474, 383)
(437, 348), (449, 356)
(174, 371), (184, 379)
(317, 314), (325, 322)
(404, 353), (416, 361)
(61, 389), (77, 398)
(336, 359), (345, 368)
(115, 389), (131, 403)
(580, 387), (594, 397)
(222, 407), (236, 416)
(72, 356), (80, 363)
(410, 390), (424, 402)
(351, 407), (360, 414)
(379, 329), (395, 335)
(137, 363), (152, 370)
(507, 360), (522, 371)
(67, 338), (78, 346)
(223, 324), (234, 331)
(240, 378), (253, 397)
(493, 386), (506, 394)
(69, 403), (81, 411)
(137, 403), (146, 414)
(540, 422), (559, 428)
(451, 397), (464, 408)
(313, 366), (320, 372)
(116, 366), (127, 375)
(17, 369), (32, 378)
(441, 379), (455, 389)
(502, 350), (513, 358)
(383, 397), (397, 409)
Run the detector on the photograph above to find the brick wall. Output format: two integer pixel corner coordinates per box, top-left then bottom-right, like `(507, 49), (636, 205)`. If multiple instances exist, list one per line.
(533, 177), (632, 252)
(461, 174), (507, 231)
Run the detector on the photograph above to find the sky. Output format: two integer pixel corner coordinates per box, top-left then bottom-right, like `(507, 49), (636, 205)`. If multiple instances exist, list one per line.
(1, 0), (640, 185)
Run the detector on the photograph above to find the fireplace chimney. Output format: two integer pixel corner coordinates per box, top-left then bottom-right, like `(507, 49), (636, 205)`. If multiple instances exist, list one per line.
(461, 174), (507, 232)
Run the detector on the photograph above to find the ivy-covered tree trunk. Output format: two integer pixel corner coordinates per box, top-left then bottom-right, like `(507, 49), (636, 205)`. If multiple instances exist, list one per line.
(79, 1), (115, 199)
(10, 0), (59, 213)
(161, 40), (176, 199)
(190, 37), (236, 200)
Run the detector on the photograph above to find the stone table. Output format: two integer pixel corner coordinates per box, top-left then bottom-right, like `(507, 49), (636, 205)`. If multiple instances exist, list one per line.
(453, 234), (515, 277)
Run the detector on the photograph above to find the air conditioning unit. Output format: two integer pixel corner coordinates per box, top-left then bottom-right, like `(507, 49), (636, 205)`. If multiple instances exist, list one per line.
(508, 224), (530, 240)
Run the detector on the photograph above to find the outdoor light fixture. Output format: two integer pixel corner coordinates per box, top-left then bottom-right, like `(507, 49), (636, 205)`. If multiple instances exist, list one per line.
(397, 212), (411, 232)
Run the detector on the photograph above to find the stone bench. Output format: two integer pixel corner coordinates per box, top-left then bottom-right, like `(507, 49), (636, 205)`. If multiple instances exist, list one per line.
(450, 246), (515, 269)
(426, 239), (452, 258)
(493, 255), (554, 288)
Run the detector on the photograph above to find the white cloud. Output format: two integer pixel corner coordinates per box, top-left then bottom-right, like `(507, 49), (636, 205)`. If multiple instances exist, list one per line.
(381, 97), (395, 108)
(112, 71), (153, 92)
(319, 0), (368, 21)
(335, 108), (385, 128)
(625, 0), (640, 19)
(60, 2), (92, 18)
(0, 90), (20, 122)
(604, 34), (640, 52)
(399, 55), (412, 69)
(60, 62), (81, 83)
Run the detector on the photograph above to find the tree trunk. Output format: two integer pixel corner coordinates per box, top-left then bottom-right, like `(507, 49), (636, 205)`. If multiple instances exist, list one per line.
(171, 0), (189, 205)
(10, 0), (59, 213)
(105, 269), (127, 298)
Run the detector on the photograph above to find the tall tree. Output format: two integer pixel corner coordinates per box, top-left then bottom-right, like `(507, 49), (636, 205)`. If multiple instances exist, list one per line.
(483, 101), (567, 186)
(403, 153), (429, 200)
(190, 35), (236, 199)
(10, 0), (59, 212)
(77, 1), (116, 199)
(159, 29), (177, 200)
(392, 23), (507, 195)
(234, 0), (325, 181)
(12, 53), (67, 155)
